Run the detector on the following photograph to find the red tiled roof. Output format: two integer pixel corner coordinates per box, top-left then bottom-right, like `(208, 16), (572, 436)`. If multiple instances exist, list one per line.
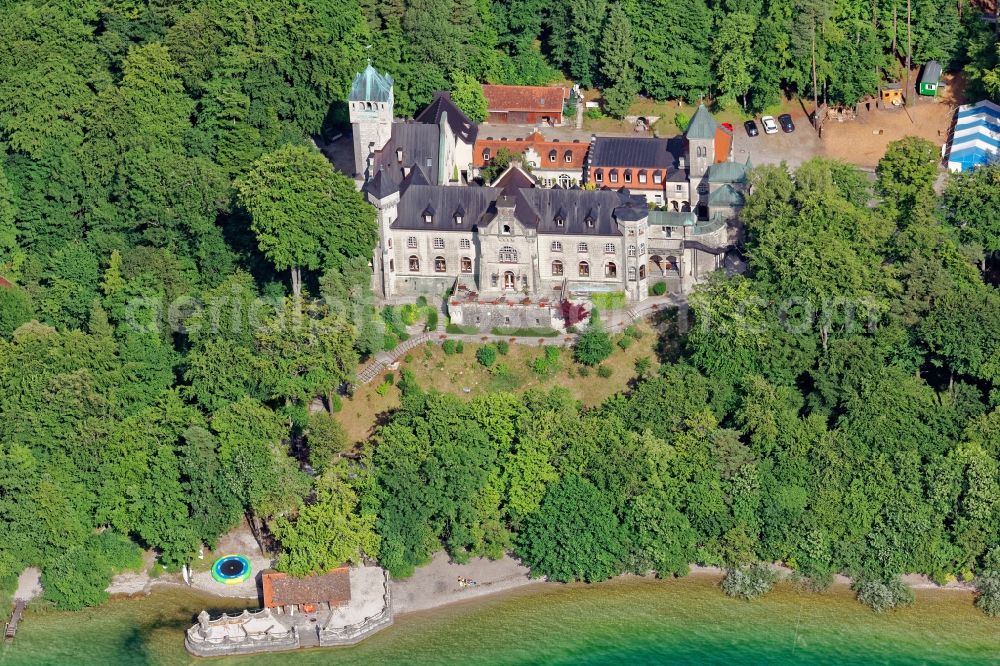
(0, 276), (11, 289)
(474, 131), (588, 169)
(714, 126), (733, 164)
(262, 569), (351, 609)
(482, 85), (568, 113)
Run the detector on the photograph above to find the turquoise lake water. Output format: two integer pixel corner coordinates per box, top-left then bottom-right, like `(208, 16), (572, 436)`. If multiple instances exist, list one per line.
(3, 576), (998, 665)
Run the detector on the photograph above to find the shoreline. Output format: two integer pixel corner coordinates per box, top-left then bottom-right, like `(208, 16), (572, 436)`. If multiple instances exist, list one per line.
(105, 555), (978, 618)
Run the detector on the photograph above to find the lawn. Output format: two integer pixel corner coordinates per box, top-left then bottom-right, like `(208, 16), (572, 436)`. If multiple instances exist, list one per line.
(338, 323), (661, 446)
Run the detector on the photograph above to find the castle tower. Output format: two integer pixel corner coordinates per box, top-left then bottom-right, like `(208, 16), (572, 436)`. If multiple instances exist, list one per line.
(684, 104), (719, 218)
(364, 168), (400, 297)
(349, 64), (394, 178)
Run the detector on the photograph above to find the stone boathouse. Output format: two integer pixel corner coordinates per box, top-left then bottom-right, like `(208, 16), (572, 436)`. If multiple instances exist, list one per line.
(185, 566), (392, 657)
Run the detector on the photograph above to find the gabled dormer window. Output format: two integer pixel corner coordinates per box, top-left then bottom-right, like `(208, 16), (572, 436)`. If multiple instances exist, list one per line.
(454, 204), (465, 226)
(483, 148), (491, 161)
(549, 149), (557, 162)
(396, 147), (403, 162)
(423, 204), (435, 224)
(564, 150), (573, 163)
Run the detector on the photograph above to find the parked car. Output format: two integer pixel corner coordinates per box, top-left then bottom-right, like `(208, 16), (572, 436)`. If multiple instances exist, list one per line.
(743, 120), (759, 137)
(778, 113), (795, 133)
(721, 122), (734, 132)
(761, 116), (778, 134)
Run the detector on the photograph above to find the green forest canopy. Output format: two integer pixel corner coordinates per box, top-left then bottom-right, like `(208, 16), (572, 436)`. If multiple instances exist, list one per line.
(0, 0), (997, 613)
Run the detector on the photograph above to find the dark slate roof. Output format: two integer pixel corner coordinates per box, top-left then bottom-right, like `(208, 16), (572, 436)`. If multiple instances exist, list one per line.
(365, 167), (398, 199)
(921, 60), (943, 84)
(373, 123), (441, 184)
(525, 189), (643, 236)
(349, 65), (393, 103)
(491, 164), (537, 194)
(685, 104), (718, 140)
(392, 185), (500, 232)
(415, 91), (478, 144)
(589, 136), (684, 169)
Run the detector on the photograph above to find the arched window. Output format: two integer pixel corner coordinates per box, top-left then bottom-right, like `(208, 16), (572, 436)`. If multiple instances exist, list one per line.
(628, 267), (636, 281)
(549, 149), (557, 162)
(578, 261), (590, 277)
(434, 256), (446, 272)
(604, 243), (616, 254)
(502, 224), (512, 235)
(605, 262), (617, 278)
(461, 257), (473, 273)
(564, 150), (573, 163)
(639, 265), (646, 279)
(627, 245), (636, 257)
(551, 260), (563, 276)
(577, 242), (588, 253)
(482, 148), (491, 161)
(389, 259), (394, 272)
(499, 246), (517, 263)
(387, 238), (392, 249)
(639, 243), (646, 255)
(409, 256), (419, 272)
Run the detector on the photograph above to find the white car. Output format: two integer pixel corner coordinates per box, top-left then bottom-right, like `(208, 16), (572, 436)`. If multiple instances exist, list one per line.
(761, 116), (778, 135)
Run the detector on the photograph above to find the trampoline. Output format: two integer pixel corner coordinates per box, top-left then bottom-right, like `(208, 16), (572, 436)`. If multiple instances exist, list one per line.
(211, 555), (252, 585)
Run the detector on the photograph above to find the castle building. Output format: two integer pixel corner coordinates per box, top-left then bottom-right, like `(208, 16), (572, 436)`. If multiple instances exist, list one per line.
(352, 68), (745, 327)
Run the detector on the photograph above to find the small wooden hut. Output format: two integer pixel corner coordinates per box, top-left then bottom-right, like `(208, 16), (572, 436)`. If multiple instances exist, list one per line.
(919, 61), (943, 96)
(880, 83), (904, 107)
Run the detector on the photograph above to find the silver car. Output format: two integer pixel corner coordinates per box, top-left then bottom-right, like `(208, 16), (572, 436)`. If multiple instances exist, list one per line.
(761, 116), (778, 134)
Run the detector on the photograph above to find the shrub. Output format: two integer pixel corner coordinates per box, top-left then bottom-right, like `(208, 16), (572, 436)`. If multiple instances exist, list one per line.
(674, 111), (690, 132)
(634, 356), (651, 378)
(559, 299), (589, 326)
(477, 344), (498, 367)
(975, 571), (1000, 617)
(442, 340), (458, 355)
(530, 346), (562, 378)
(578, 365), (590, 377)
(456, 341), (464, 353)
(651, 281), (667, 296)
(491, 327), (559, 337)
(375, 381), (391, 396)
(496, 340), (510, 355)
(416, 295), (428, 307)
(574, 313), (613, 366)
(385, 372), (395, 385)
(624, 324), (643, 340)
(721, 564), (779, 600)
(617, 336), (632, 350)
(404, 354), (413, 363)
(382, 331), (399, 351)
(446, 322), (479, 334)
(854, 578), (914, 613)
(328, 394), (343, 413)
(596, 364), (612, 378)
(566, 325), (578, 334)
(400, 303), (420, 326)
(584, 106), (604, 120)
(425, 309), (439, 331)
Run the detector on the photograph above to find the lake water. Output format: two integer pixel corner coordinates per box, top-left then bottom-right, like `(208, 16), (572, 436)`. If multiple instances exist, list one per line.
(2, 576), (998, 665)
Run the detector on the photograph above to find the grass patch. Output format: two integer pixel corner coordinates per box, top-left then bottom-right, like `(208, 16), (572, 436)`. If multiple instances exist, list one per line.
(446, 323), (479, 334)
(490, 326), (559, 337)
(591, 291), (626, 311)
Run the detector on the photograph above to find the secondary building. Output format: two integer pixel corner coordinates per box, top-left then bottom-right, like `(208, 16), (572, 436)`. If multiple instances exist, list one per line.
(482, 84), (569, 125)
(473, 130), (589, 187)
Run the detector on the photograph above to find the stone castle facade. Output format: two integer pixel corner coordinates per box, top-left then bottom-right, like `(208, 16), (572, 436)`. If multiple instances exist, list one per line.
(348, 67), (746, 324)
